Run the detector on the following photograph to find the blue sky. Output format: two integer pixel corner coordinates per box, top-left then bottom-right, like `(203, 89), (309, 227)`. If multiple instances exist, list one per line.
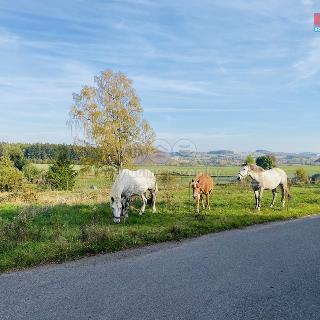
(0, 0), (319, 152)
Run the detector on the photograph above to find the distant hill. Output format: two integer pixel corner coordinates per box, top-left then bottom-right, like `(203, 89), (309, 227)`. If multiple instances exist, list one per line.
(255, 149), (271, 154)
(135, 149), (171, 165)
(208, 150), (234, 155)
(299, 152), (318, 157)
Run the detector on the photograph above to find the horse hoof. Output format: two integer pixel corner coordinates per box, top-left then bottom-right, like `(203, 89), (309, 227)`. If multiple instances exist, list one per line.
(139, 212), (143, 216)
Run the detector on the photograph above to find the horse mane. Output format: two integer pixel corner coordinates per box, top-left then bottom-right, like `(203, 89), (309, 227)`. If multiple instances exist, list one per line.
(110, 169), (129, 199)
(195, 172), (204, 180)
(195, 172), (211, 181)
(249, 164), (265, 172)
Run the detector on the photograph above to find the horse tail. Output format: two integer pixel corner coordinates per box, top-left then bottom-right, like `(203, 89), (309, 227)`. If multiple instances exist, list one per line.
(154, 182), (158, 193)
(284, 175), (292, 199)
(151, 182), (158, 204)
(285, 185), (291, 212)
(286, 185), (292, 199)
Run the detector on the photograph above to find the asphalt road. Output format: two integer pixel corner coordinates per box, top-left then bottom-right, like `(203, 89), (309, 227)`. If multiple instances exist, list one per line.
(1, 215), (320, 320)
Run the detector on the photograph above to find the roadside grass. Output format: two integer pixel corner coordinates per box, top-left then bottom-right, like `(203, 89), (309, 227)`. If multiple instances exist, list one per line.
(0, 181), (319, 273)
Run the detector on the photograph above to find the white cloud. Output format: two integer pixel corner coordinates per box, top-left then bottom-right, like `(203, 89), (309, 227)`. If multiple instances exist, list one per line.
(144, 106), (265, 113)
(293, 38), (320, 79)
(0, 28), (19, 47)
(133, 75), (219, 95)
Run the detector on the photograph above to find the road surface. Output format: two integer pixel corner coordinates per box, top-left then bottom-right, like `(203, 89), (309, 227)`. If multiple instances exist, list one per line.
(1, 215), (320, 320)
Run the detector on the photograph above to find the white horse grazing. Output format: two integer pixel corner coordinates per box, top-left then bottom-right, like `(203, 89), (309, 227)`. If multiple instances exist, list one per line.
(238, 163), (290, 210)
(110, 169), (158, 223)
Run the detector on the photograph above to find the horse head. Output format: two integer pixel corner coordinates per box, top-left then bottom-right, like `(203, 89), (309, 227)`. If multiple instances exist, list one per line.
(110, 196), (123, 223)
(191, 179), (201, 199)
(238, 162), (250, 181)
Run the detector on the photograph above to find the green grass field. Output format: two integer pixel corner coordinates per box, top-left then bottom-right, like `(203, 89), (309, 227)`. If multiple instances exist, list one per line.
(0, 167), (319, 272)
(142, 164), (320, 177)
(34, 163), (320, 177)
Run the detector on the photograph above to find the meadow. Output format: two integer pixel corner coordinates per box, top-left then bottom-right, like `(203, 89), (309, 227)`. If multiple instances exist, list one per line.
(34, 163), (320, 177)
(0, 164), (319, 273)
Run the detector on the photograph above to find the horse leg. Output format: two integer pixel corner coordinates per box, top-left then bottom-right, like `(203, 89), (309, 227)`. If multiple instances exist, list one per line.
(151, 188), (157, 213)
(206, 193), (210, 210)
(270, 189), (277, 208)
(123, 197), (130, 219)
(257, 189), (263, 211)
(280, 184), (286, 208)
(195, 196), (200, 214)
(140, 193), (147, 215)
(201, 194), (205, 209)
(254, 190), (259, 209)
(254, 188), (263, 211)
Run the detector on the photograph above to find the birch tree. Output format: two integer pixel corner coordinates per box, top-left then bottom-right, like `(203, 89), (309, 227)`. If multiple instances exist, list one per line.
(70, 70), (154, 172)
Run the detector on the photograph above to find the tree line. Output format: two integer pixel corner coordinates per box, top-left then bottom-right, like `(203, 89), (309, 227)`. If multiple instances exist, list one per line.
(0, 144), (78, 193)
(0, 142), (82, 163)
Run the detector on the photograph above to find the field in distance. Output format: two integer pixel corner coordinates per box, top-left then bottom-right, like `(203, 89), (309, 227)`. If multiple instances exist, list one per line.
(34, 163), (320, 177)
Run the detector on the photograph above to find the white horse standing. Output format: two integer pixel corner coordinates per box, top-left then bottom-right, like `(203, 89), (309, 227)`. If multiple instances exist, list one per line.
(110, 169), (158, 223)
(238, 163), (290, 210)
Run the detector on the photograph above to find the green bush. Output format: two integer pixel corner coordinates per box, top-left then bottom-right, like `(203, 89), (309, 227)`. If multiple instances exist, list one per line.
(245, 154), (255, 165)
(46, 147), (78, 190)
(22, 163), (44, 183)
(1, 144), (27, 170)
(311, 173), (320, 184)
(295, 168), (309, 184)
(0, 156), (24, 191)
(256, 155), (276, 170)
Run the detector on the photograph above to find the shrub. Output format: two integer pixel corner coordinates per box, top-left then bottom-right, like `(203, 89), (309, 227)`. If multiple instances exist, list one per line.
(245, 154), (255, 165)
(157, 171), (180, 189)
(22, 163), (44, 183)
(46, 147), (78, 190)
(1, 144), (27, 170)
(295, 168), (309, 184)
(311, 173), (320, 184)
(0, 156), (24, 191)
(256, 155), (276, 170)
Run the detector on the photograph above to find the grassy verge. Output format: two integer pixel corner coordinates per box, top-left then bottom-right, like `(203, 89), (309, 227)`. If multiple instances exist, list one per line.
(0, 181), (319, 273)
